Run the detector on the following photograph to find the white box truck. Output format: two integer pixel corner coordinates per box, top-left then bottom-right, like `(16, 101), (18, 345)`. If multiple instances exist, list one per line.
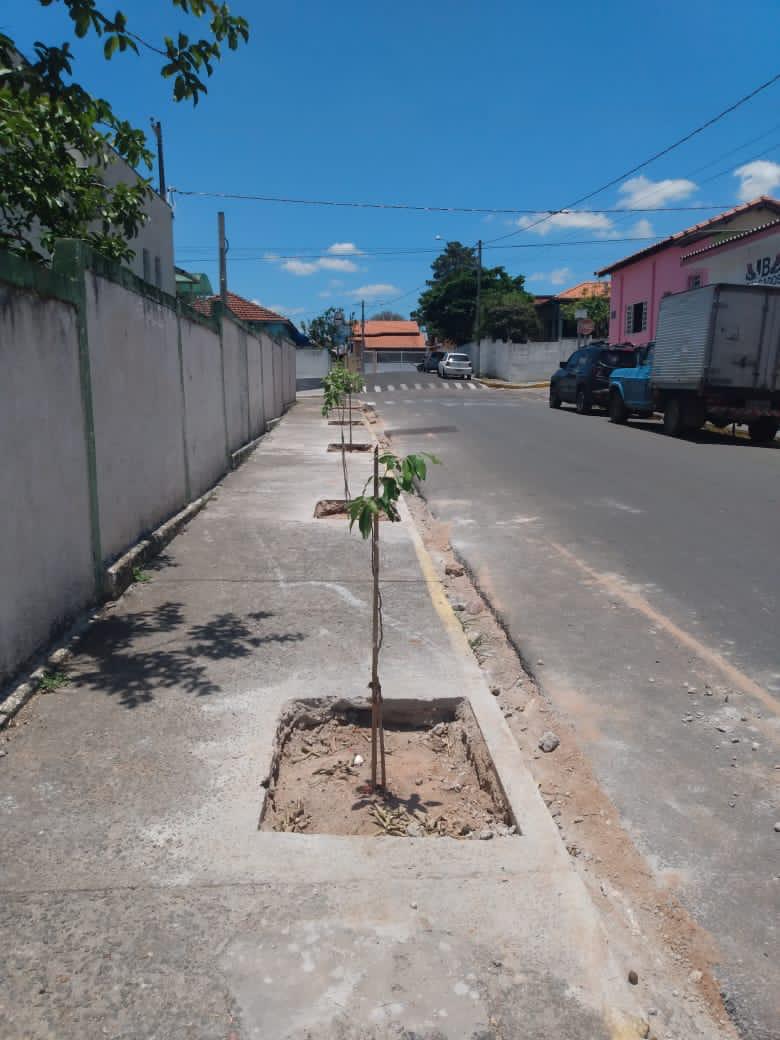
(651, 283), (780, 441)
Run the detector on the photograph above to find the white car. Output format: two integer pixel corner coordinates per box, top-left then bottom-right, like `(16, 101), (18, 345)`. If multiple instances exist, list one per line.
(437, 352), (473, 380)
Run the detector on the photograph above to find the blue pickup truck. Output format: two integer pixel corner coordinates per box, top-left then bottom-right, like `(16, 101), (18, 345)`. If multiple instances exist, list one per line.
(607, 344), (655, 424)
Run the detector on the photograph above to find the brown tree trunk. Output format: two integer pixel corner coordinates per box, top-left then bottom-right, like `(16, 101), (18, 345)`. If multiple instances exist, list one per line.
(370, 446), (386, 789)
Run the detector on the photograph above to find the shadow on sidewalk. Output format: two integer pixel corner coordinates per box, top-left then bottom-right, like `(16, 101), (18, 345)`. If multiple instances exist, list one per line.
(69, 601), (304, 708)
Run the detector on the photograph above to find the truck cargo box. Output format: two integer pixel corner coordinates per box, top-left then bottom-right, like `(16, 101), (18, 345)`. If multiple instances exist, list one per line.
(652, 283), (780, 393)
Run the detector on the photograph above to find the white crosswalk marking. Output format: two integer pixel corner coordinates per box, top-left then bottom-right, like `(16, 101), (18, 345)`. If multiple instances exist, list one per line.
(400, 383), (408, 390)
(454, 381), (465, 390)
(466, 380), (477, 390)
(414, 383), (423, 390)
(374, 385), (381, 392)
(387, 384), (395, 391)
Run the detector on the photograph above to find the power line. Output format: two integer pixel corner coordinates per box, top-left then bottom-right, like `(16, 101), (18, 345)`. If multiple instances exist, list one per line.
(485, 68), (780, 244)
(177, 235), (665, 264)
(170, 187), (733, 217)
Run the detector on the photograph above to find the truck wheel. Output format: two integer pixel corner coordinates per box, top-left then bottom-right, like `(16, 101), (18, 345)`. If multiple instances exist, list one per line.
(747, 418), (779, 443)
(609, 391), (629, 424)
(663, 399), (685, 437)
(549, 388), (561, 409)
(575, 388), (592, 415)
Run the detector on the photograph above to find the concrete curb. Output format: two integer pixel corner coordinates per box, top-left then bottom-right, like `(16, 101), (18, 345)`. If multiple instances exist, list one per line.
(1, 489), (215, 730)
(477, 378), (550, 390)
(104, 490), (214, 599)
(0, 620), (96, 730)
(230, 431), (266, 470)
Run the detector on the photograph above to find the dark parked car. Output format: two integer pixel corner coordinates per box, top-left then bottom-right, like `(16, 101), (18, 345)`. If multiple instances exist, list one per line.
(417, 350), (446, 372)
(549, 344), (637, 414)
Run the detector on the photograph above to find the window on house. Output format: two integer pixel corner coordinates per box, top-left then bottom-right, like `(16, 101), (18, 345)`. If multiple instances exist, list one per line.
(154, 256), (162, 288)
(625, 301), (648, 334)
(142, 248), (151, 283)
(687, 274), (702, 290)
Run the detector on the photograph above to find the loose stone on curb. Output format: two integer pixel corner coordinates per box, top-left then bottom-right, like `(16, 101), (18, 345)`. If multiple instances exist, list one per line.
(628, 970), (639, 985)
(539, 731), (560, 753)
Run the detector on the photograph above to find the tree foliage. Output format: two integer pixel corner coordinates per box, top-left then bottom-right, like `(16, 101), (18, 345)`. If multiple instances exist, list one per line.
(414, 241), (538, 345)
(0, 1), (248, 261)
(349, 453), (438, 535)
(369, 310), (405, 322)
(303, 306), (345, 351)
(561, 292), (610, 338)
(480, 291), (540, 343)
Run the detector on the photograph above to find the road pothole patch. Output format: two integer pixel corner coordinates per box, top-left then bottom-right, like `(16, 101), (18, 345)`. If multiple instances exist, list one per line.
(259, 697), (517, 839)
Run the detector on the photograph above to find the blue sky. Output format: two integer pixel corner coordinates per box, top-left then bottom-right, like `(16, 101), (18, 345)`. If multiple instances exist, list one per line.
(7, 0), (780, 324)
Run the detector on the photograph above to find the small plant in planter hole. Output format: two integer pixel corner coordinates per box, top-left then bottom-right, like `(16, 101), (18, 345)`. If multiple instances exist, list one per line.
(349, 448), (439, 790)
(321, 364), (364, 501)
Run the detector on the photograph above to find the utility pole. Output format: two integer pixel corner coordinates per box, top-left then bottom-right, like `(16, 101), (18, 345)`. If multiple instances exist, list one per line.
(151, 119), (166, 197)
(361, 299), (369, 375)
(218, 211), (228, 304)
(474, 239), (483, 374)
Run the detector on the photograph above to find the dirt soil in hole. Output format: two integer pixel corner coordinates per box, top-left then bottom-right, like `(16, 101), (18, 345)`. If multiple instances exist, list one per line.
(261, 716), (513, 839)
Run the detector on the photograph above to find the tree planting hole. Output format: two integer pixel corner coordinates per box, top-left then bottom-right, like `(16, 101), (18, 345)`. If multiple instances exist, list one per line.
(327, 419), (363, 426)
(314, 500), (391, 520)
(327, 442), (372, 453)
(313, 499), (350, 518)
(259, 697), (517, 839)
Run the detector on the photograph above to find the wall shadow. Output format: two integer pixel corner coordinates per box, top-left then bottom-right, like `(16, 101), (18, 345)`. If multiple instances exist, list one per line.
(69, 602), (304, 708)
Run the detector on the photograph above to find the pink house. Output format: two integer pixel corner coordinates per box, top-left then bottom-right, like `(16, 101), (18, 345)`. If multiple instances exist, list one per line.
(596, 196), (780, 346)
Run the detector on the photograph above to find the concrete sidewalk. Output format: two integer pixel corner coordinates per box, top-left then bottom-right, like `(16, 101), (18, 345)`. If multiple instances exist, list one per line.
(0, 401), (728, 1039)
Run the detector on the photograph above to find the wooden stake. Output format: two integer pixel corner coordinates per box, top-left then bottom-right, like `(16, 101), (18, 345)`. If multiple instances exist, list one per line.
(370, 445), (385, 789)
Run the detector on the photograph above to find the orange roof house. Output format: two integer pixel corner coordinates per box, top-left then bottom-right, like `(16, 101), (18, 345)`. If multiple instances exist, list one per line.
(555, 280), (610, 301)
(192, 292), (305, 343)
(351, 319), (425, 350)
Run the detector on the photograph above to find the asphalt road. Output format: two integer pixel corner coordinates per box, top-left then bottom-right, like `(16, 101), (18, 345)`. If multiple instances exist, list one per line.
(366, 369), (780, 1040)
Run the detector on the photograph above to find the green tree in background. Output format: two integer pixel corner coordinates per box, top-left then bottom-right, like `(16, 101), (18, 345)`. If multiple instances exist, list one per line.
(304, 306), (345, 350)
(414, 241), (538, 344)
(480, 291), (540, 343)
(0, 1), (249, 261)
(369, 310), (405, 321)
(561, 292), (610, 338)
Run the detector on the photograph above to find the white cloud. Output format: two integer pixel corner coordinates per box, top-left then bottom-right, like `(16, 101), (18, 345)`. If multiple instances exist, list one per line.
(278, 255), (357, 275)
(733, 160), (780, 202)
(528, 267), (571, 286)
(327, 242), (362, 255)
(266, 303), (306, 316)
(329, 279), (344, 288)
(617, 174), (697, 209)
(348, 283), (399, 300)
(281, 259), (319, 276)
(318, 257), (358, 272)
(630, 217), (655, 237)
(515, 211), (615, 236)
(318, 290), (331, 298)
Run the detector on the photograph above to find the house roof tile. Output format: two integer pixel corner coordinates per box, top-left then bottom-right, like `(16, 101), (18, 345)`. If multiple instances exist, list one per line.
(596, 196), (780, 276)
(191, 292), (291, 323)
(555, 280), (610, 300)
(351, 319), (425, 349)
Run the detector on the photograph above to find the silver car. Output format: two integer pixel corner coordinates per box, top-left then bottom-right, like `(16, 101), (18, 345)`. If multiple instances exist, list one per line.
(438, 351), (473, 380)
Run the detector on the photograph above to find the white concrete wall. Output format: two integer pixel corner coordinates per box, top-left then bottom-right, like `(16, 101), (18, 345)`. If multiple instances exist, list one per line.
(296, 347), (330, 384)
(0, 286), (95, 683)
(1, 251), (297, 688)
(247, 335), (264, 440)
(259, 337), (275, 423)
(465, 339), (577, 382)
(222, 318), (250, 452)
(180, 311), (228, 498)
(86, 273), (187, 561)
